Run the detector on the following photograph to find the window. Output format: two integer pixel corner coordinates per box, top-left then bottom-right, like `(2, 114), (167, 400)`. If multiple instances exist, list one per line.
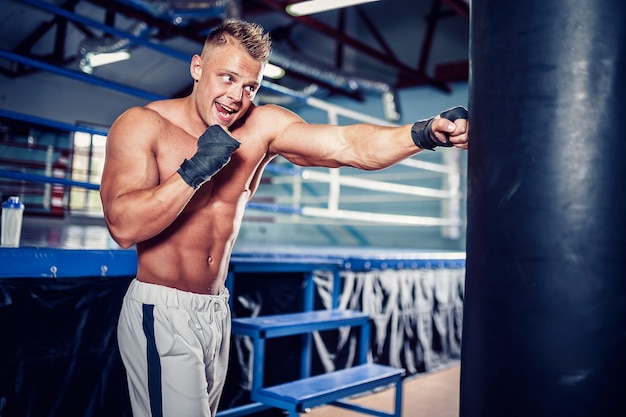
(70, 130), (106, 215)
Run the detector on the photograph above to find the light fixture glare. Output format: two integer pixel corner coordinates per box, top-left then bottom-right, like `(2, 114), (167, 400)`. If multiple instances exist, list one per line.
(286, 0), (380, 17)
(87, 50), (131, 68)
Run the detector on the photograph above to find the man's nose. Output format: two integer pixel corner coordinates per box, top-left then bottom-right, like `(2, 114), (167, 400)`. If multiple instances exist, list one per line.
(228, 84), (243, 101)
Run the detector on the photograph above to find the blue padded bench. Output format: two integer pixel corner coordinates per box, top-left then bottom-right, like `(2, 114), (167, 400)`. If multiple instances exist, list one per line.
(229, 309), (404, 417)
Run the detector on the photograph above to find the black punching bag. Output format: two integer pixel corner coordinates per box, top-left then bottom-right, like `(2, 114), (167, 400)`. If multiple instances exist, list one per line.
(462, 1), (626, 416)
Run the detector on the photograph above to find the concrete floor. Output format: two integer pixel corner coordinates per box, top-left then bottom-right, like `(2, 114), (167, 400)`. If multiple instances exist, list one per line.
(306, 362), (461, 417)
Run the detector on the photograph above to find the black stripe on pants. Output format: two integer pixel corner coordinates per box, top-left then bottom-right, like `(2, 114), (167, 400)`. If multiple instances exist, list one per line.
(142, 304), (163, 417)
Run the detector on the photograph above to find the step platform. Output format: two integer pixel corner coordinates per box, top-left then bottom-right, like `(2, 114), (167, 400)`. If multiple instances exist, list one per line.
(253, 363), (404, 416)
(231, 309), (405, 417)
(232, 309), (372, 337)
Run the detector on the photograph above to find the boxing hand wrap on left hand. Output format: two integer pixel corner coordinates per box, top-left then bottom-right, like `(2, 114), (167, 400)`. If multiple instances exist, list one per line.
(411, 106), (468, 151)
(177, 125), (241, 189)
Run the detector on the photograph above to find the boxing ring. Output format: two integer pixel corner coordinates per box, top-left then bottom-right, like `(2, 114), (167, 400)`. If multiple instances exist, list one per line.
(0, 66), (465, 417)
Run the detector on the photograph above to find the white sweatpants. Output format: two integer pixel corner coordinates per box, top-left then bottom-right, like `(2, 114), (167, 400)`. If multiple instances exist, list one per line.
(117, 279), (231, 417)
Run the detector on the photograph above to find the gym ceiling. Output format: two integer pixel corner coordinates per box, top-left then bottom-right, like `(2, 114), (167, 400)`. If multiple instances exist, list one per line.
(0, 0), (469, 115)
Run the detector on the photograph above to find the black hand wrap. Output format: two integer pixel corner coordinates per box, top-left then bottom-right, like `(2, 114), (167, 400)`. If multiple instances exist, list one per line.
(411, 106), (468, 151)
(177, 125), (241, 189)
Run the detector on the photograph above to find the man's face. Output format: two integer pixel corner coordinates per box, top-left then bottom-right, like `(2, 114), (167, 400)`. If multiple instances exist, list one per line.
(191, 43), (264, 128)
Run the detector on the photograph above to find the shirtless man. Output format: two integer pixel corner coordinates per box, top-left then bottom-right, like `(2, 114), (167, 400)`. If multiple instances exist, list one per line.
(100, 19), (468, 417)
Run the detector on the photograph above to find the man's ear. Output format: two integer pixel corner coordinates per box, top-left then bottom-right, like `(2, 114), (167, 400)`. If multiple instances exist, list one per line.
(190, 55), (202, 81)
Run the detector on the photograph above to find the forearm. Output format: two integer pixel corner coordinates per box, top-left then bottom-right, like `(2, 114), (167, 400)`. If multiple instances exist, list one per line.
(103, 175), (194, 248)
(344, 124), (418, 170)
(351, 106), (469, 168)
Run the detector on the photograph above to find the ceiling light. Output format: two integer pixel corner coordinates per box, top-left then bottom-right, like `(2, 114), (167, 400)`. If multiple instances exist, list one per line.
(286, 0), (380, 17)
(80, 50), (131, 74)
(263, 63), (286, 79)
(87, 50), (131, 67)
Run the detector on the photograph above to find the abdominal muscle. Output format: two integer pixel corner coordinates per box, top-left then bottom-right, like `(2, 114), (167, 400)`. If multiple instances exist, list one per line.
(135, 187), (250, 295)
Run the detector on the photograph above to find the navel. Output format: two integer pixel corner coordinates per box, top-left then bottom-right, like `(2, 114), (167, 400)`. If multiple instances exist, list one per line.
(207, 255), (213, 264)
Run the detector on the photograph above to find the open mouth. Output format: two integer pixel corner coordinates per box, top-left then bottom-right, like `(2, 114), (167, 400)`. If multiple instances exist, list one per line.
(216, 102), (236, 118)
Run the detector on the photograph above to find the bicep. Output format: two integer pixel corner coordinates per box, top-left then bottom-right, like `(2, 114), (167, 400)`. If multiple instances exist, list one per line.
(269, 121), (351, 168)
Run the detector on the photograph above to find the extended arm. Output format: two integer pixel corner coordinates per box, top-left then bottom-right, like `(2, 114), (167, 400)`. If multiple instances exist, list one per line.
(268, 106), (468, 169)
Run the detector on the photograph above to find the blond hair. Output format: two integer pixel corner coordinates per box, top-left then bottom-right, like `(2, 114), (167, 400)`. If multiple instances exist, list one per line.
(203, 19), (271, 62)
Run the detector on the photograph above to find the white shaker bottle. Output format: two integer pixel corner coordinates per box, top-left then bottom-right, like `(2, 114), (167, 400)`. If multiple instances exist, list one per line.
(1, 196), (25, 247)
